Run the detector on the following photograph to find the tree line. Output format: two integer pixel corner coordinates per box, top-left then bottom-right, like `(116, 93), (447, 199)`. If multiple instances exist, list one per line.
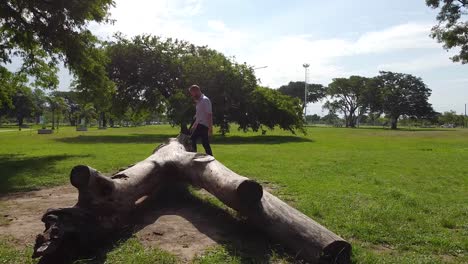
(1, 0), (466, 133)
(274, 72), (467, 130)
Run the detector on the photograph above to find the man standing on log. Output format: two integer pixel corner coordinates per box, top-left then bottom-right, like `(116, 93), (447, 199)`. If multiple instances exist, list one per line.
(189, 85), (213, 156)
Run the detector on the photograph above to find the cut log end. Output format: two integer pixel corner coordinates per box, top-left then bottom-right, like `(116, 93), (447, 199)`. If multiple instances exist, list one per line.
(237, 180), (263, 205)
(321, 240), (352, 264)
(70, 165), (91, 189)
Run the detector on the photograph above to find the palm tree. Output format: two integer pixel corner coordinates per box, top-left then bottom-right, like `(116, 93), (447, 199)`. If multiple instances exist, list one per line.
(79, 103), (97, 127)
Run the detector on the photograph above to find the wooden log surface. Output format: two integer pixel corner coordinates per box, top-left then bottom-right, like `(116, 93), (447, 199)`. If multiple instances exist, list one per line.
(33, 134), (351, 263)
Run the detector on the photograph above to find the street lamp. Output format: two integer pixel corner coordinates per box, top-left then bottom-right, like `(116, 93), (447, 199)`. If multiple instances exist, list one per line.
(303, 63), (310, 121)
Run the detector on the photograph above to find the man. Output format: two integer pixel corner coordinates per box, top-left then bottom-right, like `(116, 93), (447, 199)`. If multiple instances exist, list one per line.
(189, 85), (213, 156)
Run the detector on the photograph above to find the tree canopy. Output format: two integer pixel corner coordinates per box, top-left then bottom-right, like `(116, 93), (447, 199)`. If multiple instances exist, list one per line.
(376, 71), (435, 129)
(278, 81), (325, 107)
(0, 0), (114, 72)
(323, 76), (377, 128)
(1, 0), (116, 123)
(105, 34), (304, 134)
(426, 0), (468, 63)
(242, 86), (305, 134)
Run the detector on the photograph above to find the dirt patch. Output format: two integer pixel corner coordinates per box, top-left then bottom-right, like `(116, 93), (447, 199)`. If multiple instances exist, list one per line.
(0, 185), (77, 247)
(370, 244), (395, 254)
(0, 185), (272, 262)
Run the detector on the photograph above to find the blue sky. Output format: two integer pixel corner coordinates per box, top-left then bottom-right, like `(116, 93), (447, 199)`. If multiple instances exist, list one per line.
(57, 0), (467, 115)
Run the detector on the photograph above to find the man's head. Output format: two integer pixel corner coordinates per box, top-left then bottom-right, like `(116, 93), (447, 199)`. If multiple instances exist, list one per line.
(189, 85), (202, 100)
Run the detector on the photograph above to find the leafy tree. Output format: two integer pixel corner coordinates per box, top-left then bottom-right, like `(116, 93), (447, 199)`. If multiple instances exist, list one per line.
(47, 95), (67, 129)
(31, 88), (47, 124)
(376, 71), (434, 129)
(106, 35), (258, 134)
(0, 68), (32, 128)
(180, 46), (257, 134)
(105, 34), (180, 125)
(0, 66), (19, 112)
(10, 85), (34, 129)
(79, 104), (97, 127)
(278, 81), (325, 107)
(106, 34), (305, 134)
(438, 110), (465, 126)
(306, 114), (321, 123)
(241, 86), (305, 134)
(324, 76), (375, 128)
(0, 0), (114, 87)
(52, 91), (80, 126)
(321, 111), (341, 125)
(426, 0), (468, 63)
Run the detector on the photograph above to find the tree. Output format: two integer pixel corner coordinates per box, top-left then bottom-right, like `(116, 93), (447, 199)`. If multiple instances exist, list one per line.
(79, 104), (97, 127)
(306, 114), (321, 123)
(0, 69), (34, 129)
(106, 34), (306, 135)
(426, 0), (468, 63)
(0, 0), (115, 87)
(47, 95), (67, 130)
(0, 66), (18, 113)
(278, 81), (326, 107)
(324, 76), (374, 128)
(52, 91), (80, 126)
(321, 111), (341, 125)
(179, 46), (258, 134)
(241, 86), (305, 134)
(11, 85), (34, 129)
(31, 88), (47, 124)
(438, 110), (465, 127)
(376, 71), (434, 129)
(105, 35), (181, 126)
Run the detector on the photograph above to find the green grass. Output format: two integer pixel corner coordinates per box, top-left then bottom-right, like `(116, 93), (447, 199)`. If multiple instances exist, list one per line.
(0, 125), (467, 263)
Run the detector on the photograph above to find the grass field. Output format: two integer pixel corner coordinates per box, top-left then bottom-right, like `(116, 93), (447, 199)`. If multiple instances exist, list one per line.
(0, 125), (467, 263)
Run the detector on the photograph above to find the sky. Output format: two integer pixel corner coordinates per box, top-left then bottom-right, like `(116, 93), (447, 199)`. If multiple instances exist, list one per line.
(51, 0), (468, 115)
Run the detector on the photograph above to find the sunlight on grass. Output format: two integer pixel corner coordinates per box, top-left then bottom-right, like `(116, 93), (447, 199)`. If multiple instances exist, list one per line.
(0, 125), (467, 263)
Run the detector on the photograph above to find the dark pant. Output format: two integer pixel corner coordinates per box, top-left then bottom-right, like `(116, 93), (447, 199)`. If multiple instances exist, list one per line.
(191, 124), (213, 156)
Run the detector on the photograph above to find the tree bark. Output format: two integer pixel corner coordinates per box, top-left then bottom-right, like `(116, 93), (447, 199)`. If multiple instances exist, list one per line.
(33, 134), (351, 263)
(51, 110), (55, 130)
(390, 116), (398, 129)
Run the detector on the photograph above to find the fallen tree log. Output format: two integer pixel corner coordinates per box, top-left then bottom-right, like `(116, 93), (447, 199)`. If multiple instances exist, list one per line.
(33, 134), (351, 263)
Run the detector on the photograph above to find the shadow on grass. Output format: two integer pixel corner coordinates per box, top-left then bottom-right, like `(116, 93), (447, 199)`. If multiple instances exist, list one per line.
(352, 126), (458, 132)
(54, 133), (312, 145)
(53, 185), (296, 264)
(211, 135), (312, 144)
(0, 154), (91, 194)
(54, 134), (173, 144)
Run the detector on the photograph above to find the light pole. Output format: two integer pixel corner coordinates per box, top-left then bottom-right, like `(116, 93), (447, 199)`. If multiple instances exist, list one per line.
(303, 63), (310, 121)
(465, 103), (467, 128)
(253, 66), (268, 70)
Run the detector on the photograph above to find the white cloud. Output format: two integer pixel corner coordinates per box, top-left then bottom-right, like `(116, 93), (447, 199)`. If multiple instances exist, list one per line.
(240, 22), (441, 87)
(377, 52), (455, 74)
(88, 1), (445, 89)
(207, 20), (228, 32)
(352, 22), (438, 54)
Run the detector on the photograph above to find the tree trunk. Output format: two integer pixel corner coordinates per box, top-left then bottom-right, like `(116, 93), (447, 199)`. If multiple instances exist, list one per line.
(51, 110), (55, 130)
(33, 134), (351, 263)
(390, 116), (398, 130)
(349, 114), (356, 128)
(69, 112), (76, 126)
(102, 112), (107, 128)
(17, 114), (23, 131)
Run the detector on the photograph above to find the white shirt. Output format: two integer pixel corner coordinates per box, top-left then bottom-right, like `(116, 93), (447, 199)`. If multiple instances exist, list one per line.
(195, 94), (212, 127)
